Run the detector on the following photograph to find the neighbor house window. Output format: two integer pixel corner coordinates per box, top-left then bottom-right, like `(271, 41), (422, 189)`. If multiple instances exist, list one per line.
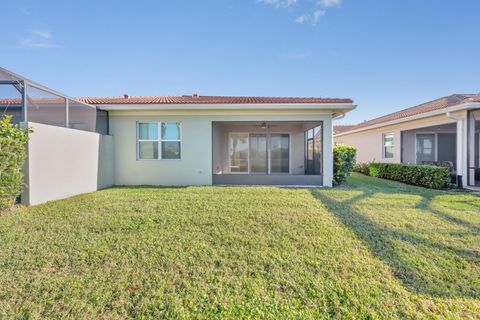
(383, 133), (394, 159)
(137, 122), (181, 160)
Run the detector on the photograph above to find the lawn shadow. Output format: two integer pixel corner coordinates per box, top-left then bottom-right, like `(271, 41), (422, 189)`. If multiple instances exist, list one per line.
(309, 183), (480, 299)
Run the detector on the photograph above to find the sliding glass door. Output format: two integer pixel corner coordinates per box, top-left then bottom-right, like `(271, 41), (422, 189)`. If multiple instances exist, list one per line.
(229, 133), (289, 174)
(270, 134), (290, 174)
(249, 134), (267, 173)
(416, 134), (436, 164)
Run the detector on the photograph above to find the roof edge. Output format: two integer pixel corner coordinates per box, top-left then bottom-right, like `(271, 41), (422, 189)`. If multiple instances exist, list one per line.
(334, 102), (480, 137)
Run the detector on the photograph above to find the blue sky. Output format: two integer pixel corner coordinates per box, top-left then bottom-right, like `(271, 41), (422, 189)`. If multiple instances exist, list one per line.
(1, 0), (479, 124)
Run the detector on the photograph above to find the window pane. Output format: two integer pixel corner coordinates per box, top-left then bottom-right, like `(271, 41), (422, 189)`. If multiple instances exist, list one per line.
(249, 134), (267, 173)
(139, 123), (158, 140)
(139, 141), (158, 159)
(270, 134), (289, 173)
(307, 129), (314, 139)
(162, 141), (181, 159)
(307, 140), (314, 161)
(385, 146), (394, 158)
(230, 133), (249, 172)
(162, 122), (181, 140)
(314, 126), (322, 174)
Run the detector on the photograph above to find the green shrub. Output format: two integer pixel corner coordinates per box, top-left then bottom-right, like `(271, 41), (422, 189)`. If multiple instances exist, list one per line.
(354, 162), (371, 175)
(369, 162), (451, 189)
(0, 116), (30, 210)
(333, 145), (356, 185)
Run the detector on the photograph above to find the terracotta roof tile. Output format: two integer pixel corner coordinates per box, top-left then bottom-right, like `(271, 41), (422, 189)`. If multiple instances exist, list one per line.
(333, 125), (357, 134)
(78, 95), (353, 105)
(335, 94), (480, 135)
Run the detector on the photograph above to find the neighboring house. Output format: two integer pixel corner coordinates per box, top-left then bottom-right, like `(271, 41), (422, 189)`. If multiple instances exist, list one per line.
(334, 94), (480, 188)
(0, 67), (356, 205)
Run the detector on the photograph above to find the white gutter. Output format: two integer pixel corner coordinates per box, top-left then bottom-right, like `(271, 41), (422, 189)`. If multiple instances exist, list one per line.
(334, 102), (480, 137)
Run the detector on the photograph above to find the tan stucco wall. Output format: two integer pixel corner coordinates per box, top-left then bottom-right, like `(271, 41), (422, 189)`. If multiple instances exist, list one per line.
(109, 110), (334, 186)
(23, 122), (114, 205)
(334, 112), (464, 163)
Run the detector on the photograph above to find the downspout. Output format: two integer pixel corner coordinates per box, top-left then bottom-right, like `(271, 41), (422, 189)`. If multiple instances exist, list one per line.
(333, 112), (345, 120)
(446, 112), (464, 188)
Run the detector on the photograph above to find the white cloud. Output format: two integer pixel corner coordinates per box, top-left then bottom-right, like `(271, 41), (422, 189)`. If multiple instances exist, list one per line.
(259, 0), (342, 26)
(295, 9), (325, 25)
(318, 0), (342, 7)
(295, 14), (309, 24)
(257, 0), (298, 8)
(20, 30), (60, 49)
(313, 9), (326, 23)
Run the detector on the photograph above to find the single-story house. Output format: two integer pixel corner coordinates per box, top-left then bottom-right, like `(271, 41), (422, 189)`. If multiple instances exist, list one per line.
(334, 94), (480, 188)
(0, 67), (356, 205)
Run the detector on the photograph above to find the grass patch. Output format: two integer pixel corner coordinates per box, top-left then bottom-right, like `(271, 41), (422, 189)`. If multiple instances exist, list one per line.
(0, 174), (479, 318)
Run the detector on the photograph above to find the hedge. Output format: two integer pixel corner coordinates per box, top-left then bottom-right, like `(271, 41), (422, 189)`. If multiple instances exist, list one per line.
(333, 145), (356, 185)
(368, 162), (451, 189)
(0, 116), (30, 210)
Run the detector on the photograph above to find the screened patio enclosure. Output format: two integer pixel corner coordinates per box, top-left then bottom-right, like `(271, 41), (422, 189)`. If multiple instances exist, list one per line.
(468, 109), (480, 187)
(0, 67), (106, 134)
(212, 121), (324, 185)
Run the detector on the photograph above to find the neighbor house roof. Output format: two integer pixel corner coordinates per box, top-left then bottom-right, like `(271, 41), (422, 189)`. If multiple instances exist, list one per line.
(333, 125), (357, 134)
(335, 94), (480, 136)
(79, 95), (353, 105)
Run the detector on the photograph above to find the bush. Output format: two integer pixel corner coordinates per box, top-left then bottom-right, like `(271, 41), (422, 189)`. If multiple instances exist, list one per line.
(333, 145), (356, 185)
(354, 162), (371, 175)
(0, 116), (30, 210)
(369, 162), (451, 189)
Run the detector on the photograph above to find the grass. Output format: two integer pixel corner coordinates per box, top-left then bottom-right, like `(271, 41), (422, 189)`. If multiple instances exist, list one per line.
(0, 174), (479, 319)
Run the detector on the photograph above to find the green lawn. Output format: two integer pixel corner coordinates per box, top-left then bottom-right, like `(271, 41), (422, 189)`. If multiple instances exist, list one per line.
(0, 174), (479, 319)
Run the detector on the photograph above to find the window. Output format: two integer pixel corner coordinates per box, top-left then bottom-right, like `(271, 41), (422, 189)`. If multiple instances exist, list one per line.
(137, 122), (181, 160)
(383, 133), (394, 159)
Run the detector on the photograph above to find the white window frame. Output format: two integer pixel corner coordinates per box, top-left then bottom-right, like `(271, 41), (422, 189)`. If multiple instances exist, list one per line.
(228, 132), (291, 174)
(382, 133), (395, 159)
(137, 122), (182, 161)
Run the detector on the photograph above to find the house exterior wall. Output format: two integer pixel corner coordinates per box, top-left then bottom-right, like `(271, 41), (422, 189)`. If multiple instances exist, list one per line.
(22, 122), (114, 205)
(108, 110), (334, 186)
(334, 112), (463, 163)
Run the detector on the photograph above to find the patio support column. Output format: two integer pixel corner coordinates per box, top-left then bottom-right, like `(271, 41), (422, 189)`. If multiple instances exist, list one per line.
(22, 81), (27, 122)
(65, 99), (69, 128)
(455, 117), (468, 187)
(323, 117), (333, 187)
(467, 112), (476, 186)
